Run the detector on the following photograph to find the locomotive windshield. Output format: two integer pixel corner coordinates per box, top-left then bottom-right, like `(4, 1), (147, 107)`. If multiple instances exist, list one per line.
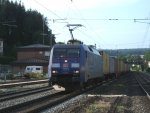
(67, 49), (79, 58)
(53, 49), (66, 58)
(53, 48), (79, 58)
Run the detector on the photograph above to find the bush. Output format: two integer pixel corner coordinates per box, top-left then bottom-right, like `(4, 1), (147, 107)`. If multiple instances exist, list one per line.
(146, 68), (150, 73)
(0, 56), (15, 64)
(24, 73), (44, 79)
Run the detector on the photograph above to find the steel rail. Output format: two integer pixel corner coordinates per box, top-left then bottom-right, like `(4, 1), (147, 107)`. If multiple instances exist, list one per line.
(0, 86), (53, 102)
(0, 79), (49, 88)
(0, 91), (76, 113)
(107, 96), (122, 113)
(135, 76), (150, 100)
(0, 76), (118, 113)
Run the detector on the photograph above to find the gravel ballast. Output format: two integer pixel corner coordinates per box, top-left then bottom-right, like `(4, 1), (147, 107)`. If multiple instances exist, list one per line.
(42, 72), (150, 113)
(0, 89), (58, 110)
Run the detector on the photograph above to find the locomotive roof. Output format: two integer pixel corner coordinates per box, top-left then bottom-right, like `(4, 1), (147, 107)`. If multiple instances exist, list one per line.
(53, 44), (100, 55)
(53, 44), (81, 48)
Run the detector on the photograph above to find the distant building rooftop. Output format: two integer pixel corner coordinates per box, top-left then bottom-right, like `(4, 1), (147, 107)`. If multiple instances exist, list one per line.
(11, 58), (48, 66)
(18, 44), (50, 49)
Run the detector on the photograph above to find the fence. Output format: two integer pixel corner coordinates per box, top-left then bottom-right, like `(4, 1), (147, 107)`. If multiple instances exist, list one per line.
(0, 65), (12, 82)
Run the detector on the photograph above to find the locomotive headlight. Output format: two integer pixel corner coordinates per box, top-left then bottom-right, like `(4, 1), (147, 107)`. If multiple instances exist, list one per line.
(52, 70), (58, 74)
(75, 70), (79, 73)
(74, 70), (79, 74)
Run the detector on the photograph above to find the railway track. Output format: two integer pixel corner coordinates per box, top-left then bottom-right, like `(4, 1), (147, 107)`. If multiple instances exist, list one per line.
(107, 72), (150, 113)
(0, 79), (48, 88)
(0, 89), (81, 113)
(0, 86), (53, 102)
(0, 79), (112, 113)
(0, 87), (59, 113)
(1, 74), (136, 113)
(135, 73), (150, 100)
(107, 96), (122, 113)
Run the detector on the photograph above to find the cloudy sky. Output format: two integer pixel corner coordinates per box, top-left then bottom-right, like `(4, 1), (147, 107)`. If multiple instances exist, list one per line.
(12, 0), (150, 49)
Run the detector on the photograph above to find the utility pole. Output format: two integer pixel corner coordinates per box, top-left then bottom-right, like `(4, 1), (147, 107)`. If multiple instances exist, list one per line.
(43, 17), (44, 44)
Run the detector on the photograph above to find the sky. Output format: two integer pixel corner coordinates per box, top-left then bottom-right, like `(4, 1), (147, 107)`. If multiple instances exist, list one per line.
(12, 0), (150, 49)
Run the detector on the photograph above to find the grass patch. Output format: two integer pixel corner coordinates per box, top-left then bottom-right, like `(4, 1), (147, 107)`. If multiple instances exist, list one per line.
(84, 100), (111, 113)
(116, 104), (126, 112)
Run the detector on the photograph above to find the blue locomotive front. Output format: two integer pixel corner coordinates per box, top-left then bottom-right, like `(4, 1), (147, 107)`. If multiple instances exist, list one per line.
(48, 44), (103, 90)
(48, 44), (85, 89)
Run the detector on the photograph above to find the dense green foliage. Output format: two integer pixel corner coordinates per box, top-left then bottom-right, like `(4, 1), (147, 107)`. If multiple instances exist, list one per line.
(117, 50), (150, 72)
(0, 56), (15, 64)
(0, 0), (55, 57)
(24, 72), (45, 79)
(104, 48), (150, 56)
(144, 51), (150, 61)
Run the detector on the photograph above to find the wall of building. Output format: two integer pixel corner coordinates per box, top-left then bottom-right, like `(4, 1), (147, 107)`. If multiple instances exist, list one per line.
(17, 50), (46, 60)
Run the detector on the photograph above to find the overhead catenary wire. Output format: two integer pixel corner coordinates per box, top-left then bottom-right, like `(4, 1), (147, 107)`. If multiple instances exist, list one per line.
(33, 0), (68, 23)
(96, 40), (150, 49)
(141, 12), (150, 48)
(76, 28), (107, 49)
(29, 0), (150, 49)
(67, 0), (150, 49)
(33, 0), (106, 46)
(66, 18), (150, 21)
(69, 1), (108, 48)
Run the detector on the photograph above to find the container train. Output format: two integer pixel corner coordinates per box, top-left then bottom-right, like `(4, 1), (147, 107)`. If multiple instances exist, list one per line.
(48, 44), (130, 90)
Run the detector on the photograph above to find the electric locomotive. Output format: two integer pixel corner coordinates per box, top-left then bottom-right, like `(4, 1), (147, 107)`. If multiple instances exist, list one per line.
(48, 43), (104, 90)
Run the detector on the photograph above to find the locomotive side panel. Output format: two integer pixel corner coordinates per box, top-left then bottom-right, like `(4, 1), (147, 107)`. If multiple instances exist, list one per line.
(85, 51), (103, 80)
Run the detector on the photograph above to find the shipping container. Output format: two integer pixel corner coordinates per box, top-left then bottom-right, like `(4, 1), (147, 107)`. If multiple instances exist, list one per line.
(113, 57), (118, 74)
(109, 57), (115, 74)
(117, 60), (122, 75)
(100, 51), (109, 75)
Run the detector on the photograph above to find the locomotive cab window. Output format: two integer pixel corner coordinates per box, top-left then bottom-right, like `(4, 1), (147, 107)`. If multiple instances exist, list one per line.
(53, 49), (66, 58)
(67, 49), (79, 58)
(53, 48), (79, 58)
(88, 47), (93, 52)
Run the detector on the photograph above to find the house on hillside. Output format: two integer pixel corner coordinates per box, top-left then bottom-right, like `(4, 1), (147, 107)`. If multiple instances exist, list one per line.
(11, 44), (51, 74)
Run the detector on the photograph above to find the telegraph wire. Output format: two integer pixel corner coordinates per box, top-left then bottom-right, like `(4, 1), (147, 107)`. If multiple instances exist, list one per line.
(28, 0), (150, 49)
(98, 40), (150, 49)
(76, 28), (106, 48)
(141, 12), (150, 48)
(66, 18), (150, 21)
(33, 0), (106, 46)
(33, 0), (71, 43)
(69, 1), (108, 48)
(33, 0), (68, 23)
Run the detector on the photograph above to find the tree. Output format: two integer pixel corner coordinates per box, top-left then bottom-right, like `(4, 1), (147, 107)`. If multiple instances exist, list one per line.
(144, 51), (150, 61)
(0, 0), (56, 58)
(143, 51), (150, 72)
